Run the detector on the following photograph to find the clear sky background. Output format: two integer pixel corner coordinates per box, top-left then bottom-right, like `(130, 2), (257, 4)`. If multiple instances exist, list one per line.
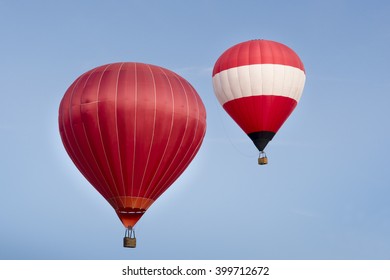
(1, 0), (390, 260)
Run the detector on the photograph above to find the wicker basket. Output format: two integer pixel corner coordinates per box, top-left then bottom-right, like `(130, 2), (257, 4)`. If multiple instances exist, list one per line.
(258, 156), (268, 165)
(123, 236), (136, 248)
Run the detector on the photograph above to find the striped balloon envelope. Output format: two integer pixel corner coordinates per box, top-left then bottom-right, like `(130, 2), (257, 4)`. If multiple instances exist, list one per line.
(212, 39), (306, 164)
(59, 62), (206, 246)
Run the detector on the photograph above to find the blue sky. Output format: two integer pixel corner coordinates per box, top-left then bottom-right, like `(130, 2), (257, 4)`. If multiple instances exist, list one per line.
(1, 0), (390, 259)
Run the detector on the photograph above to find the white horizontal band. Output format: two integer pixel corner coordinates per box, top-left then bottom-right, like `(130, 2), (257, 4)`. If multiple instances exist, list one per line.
(212, 64), (306, 105)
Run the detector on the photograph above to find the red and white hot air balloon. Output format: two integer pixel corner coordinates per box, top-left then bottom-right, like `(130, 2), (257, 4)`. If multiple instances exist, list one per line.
(59, 62), (206, 247)
(212, 39), (306, 164)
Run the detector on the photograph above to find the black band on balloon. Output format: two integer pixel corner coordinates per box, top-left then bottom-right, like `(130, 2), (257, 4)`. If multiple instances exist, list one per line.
(247, 131), (275, 151)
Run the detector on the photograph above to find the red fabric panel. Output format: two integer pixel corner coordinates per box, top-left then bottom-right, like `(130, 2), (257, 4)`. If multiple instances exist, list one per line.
(59, 63), (206, 220)
(222, 95), (297, 134)
(213, 40), (305, 76)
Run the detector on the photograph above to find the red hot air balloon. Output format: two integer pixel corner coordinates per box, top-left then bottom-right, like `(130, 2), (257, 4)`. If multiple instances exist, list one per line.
(212, 40), (306, 164)
(59, 62), (206, 247)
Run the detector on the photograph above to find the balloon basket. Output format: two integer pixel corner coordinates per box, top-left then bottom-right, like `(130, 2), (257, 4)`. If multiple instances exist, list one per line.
(258, 151), (268, 165)
(123, 227), (136, 248)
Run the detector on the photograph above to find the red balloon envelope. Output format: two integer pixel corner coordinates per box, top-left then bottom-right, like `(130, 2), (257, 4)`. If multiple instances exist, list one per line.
(212, 40), (305, 162)
(59, 62), (206, 229)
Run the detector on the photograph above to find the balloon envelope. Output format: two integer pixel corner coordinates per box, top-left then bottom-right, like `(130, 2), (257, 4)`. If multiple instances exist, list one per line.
(59, 62), (206, 227)
(212, 39), (305, 152)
